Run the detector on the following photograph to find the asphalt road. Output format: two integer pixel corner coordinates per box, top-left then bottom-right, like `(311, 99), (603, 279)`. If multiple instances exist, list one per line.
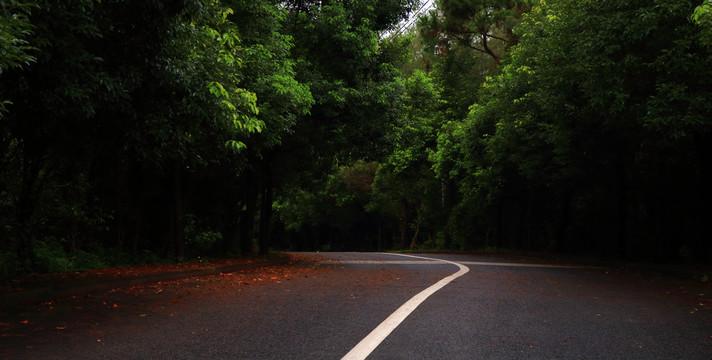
(2, 252), (711, 359)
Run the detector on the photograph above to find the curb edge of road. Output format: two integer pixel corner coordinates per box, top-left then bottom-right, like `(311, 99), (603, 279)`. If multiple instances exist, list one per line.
(0, 255), (291, 311)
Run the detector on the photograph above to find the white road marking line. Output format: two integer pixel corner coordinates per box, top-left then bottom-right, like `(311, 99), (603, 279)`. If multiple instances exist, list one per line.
(327, 259), (590, 269)
(460, 261), (590, 269)
(324, 260), (443, 265)
(341, 253), (470, 360)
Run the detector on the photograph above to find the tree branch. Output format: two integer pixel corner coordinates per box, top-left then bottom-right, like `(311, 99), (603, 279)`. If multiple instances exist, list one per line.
(447, 31), (501, 64)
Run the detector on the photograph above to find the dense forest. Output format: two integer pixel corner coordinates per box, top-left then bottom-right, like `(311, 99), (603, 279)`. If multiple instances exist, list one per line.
(1, 0), (711, 276)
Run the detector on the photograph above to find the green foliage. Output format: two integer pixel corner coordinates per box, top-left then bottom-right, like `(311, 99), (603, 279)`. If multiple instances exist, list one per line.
(266, 0), (419, 252)
(329, 160), (378, 207)
(274, 189), (325, 232)
(0, 0), (38, 116)
(420, 0), (534, 64)
(692, 0), (712, 48)
(4, 0), (709, 274)
(34, 240), (73, 273)
(185, 214), (223, 255)
(367, 70), (448, 249)
(387, 70), (443, 173)
(0, 0), (314, 273)
(275, 160), (378, 249)
(282, 0), (416, 163)
(445, 0), (712, 258)
(0, 0), (37, 73)
(32, 240), (111, 272)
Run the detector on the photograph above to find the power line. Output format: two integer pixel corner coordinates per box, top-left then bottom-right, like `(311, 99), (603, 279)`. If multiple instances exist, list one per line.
(394, 0), (433, 36)
(388, 0), (434, 38)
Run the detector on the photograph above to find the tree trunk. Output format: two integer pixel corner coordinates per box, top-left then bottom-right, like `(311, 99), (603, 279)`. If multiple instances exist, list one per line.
(554, 190), (571, 253)
(495, 195), (504, 249)
(377, 217), (382, 251)
(400, 199), (409, 249)
(240, 166), (257, 256)
(15, 155), (42, 270)
(132, 203), (140, 256)
(258, 155), (273, 256)
(224, 213), (241, 254)
(409, 223), (420, 250)
(615, 153), (628, 258)
(172, 161), (185, 260)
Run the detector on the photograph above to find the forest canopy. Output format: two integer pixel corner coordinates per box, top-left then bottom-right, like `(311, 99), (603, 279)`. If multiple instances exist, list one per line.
(1, 0), (711, 276)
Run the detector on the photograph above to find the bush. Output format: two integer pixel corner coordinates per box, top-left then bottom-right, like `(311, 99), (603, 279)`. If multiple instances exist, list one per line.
(70, 250), (106, 270)
(34, 240), (72, 272)
(184, 214), (222, 255)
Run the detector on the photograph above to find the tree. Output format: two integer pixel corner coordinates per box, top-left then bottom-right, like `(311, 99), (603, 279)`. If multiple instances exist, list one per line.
(272, 0), (419, 251)
(406, 0), (515, 248)
(0, 0), (37, 115)
(0, 0), (266, 272)
(0, 0), (124, 271)
(368, 70), (446, 249)
(419, 0), (533, 64)
(692, 0), (712, 48)
(453, 0), (712, 259)
(223, 0), (313, 256)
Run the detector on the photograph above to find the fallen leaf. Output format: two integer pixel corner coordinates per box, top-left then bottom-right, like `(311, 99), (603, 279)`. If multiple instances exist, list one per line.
(19, 320), (29, 324)
(56, 326), (67, 330)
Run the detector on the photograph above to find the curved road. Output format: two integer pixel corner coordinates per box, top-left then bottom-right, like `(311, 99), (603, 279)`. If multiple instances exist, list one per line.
(2, 252), (711, 359)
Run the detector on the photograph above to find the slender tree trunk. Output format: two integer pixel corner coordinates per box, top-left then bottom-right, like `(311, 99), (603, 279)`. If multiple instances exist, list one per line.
(400, 199), (409, 249)
(409, 223), (420, 250)
(694, 134), (712, 260)
(224, 211), (241, 254)
(16, 155), (41, 270)
(172, 161), (185, 260)
(495, 195), (504, 249)
(615, 153), (628, 258)
(312, 226), (320, 251)
(525, 192), (533, 250)
(240, 166), (257, 256)
(554, 190), (571, 253)
(132, 203), (140, 256)
(442, 179), (456, 249)
(377, 217), (382, 252)
(258, 156), (273, 256)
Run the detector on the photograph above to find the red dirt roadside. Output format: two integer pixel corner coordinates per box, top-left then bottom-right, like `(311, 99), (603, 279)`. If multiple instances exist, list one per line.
(0, 253), (322, 356)
(0, 253), (292, 311)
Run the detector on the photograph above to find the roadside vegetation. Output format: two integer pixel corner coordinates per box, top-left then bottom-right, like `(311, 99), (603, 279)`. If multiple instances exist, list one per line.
(1, 0), (711, 276)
